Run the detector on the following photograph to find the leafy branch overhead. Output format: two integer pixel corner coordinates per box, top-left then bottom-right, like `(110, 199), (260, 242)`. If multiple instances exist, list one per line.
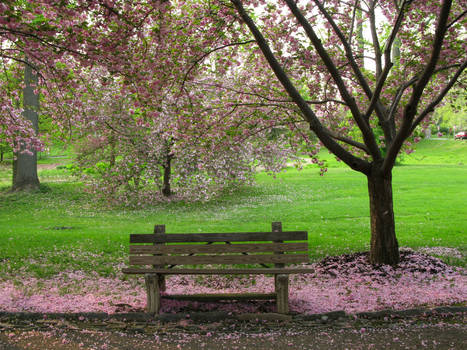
(229, 0), (466, 264)
(1, 0), (466, 264)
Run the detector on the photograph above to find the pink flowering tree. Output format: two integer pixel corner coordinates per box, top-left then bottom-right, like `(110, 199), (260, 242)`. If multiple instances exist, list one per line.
(67, 16), (301, 204)
(2, 0), (303, 200)
(228, 0), (467, 264)
(3, 0), (464, 265)
(0, 0), (166, 190)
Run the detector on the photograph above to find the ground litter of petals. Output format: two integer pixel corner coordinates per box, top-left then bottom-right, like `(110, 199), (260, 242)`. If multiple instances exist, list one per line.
(1, 248), (465, 315)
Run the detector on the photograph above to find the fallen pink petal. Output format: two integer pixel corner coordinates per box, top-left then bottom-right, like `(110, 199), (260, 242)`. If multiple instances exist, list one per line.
(1, 249), (465, 315)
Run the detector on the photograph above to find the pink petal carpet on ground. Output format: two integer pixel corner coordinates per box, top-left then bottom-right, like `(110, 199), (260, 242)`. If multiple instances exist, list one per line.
(0, 248), (465, 315)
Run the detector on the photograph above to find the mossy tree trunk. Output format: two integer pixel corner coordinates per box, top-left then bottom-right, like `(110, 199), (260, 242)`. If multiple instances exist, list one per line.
(12, 61), (40, 192)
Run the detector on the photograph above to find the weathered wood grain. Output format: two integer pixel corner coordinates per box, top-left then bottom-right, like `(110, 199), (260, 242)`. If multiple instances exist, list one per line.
(130, 231), (308, 243)
(163, 293), (277, 301)
(122, 267), (315, 275)
(130, 253), (309, 266)
(129, 242), (308, 255)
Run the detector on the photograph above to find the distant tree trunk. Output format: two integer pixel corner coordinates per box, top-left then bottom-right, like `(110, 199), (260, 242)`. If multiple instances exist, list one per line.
(392, 37), (401, 63)
(12, 61), (40, 191)
(367, 163), (399, 265)
(109, 131), (116, 167)
(161, 154), (172, 197)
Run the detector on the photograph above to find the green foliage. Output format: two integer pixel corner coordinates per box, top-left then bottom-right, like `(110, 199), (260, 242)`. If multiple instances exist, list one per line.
(401, 140), (467, 165)
(0, 140), (465, 278)
(0, 138), (11, 162)
(433, 89), (467, 133)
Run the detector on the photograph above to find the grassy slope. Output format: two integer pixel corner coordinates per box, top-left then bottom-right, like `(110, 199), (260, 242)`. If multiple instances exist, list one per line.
(0, 139), (465, 277)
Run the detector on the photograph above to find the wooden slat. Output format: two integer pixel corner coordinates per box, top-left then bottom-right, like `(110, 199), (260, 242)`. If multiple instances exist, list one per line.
(130, 231), (308, 243)
(130, 243), (308, 255)
(130, 254), (309, 266)
(122, 267), (314, 275)
(163, 293), (277, 301)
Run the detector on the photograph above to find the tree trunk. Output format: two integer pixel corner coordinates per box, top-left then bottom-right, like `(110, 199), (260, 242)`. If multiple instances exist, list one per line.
(367, 165), (399, 265)
(161, 154), (172, 197)
(392, 37), (401, 63)
(12, 61), (40, 192)
(109, 131), (116, 168)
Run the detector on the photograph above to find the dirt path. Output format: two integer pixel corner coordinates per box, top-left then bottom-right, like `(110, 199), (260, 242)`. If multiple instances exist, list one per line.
(1, 312), (465, 350)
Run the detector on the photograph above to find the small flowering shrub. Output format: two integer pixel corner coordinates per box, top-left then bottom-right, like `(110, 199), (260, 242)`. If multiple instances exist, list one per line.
(73, 119), (296, 205)
(69, 68), (301, 206)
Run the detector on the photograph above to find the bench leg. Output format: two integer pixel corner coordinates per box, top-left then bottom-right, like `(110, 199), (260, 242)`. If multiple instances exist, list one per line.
(159, 274), (166, 292)
(145, 273), (161, 314)
(275, 274), (289, 314)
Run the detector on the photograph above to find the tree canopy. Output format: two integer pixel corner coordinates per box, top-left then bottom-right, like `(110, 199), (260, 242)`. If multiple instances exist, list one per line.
(1, 0), (466, 263)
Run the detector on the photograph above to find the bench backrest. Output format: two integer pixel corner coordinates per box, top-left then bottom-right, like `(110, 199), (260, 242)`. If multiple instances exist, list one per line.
(129, 222), (309, 268)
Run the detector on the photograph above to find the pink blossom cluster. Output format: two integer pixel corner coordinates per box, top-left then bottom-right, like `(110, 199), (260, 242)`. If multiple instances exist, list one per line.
(234, 0), (466, 163)
(66, 58), (303, 204)
(3, 0), (464, 205)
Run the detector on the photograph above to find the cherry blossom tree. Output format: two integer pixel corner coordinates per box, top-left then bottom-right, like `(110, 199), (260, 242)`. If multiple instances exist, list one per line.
(68, 27), (300, 204)
(228, 0), (467, 264)
(3, 0), (464, 265)
(0, 0), (166, 189)
(2, 1), (303, 199)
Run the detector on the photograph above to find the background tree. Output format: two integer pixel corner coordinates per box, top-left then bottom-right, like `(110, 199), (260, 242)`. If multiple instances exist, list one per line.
(68, 39), (300, 204)
(12, 60), (40, 191)
(2, 0), (302, 201)
(228, 0), (467, 264)
(1, 0), (163, 190)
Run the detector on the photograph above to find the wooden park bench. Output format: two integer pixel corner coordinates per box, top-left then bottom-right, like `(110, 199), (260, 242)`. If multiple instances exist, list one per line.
(122, 222), (313, 314)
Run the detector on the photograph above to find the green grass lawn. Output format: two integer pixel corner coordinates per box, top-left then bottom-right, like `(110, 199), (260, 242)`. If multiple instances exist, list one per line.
(0, 139), (466, 278)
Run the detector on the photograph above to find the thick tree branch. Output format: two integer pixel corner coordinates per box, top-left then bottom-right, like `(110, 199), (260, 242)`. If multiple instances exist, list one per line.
(285, 0), (381, 161)
(230, 0), (371, 174)
(364, 0), (409, 122)
(387, 64), (459, 123)
(383, 0), (453, 175)
(410, 60), (467, 133)
(326, 130), (370, 154)
(388, 77), (417, 122)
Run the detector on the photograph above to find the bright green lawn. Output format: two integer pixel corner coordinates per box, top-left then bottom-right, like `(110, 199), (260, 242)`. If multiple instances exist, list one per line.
(0, 139), (466, 277)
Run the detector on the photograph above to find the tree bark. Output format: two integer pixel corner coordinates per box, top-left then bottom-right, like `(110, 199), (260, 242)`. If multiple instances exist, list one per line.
(367, 164), (399, 265)
(392, 36), (401, 63)
(12, 61), (40, 192)
(161, 154), (172, 197)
